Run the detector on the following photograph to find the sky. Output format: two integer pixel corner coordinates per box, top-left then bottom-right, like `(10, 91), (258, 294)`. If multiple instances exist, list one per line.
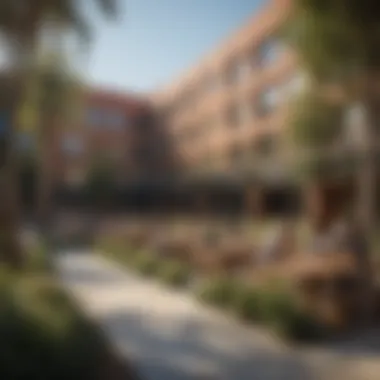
(85, 0), (266, 94)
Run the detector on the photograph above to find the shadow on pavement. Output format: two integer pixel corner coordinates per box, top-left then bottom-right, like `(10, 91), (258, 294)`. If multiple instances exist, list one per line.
(99, 310), (318, 380)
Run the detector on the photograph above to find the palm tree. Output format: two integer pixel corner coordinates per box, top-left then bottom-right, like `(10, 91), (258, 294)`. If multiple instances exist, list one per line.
(0, 0), (119, 266)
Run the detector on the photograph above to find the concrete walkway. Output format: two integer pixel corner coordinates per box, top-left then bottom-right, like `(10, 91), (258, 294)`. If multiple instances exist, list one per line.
(55, 252), (380, 380)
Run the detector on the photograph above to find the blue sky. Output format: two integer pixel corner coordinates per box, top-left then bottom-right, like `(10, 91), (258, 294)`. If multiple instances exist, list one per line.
(85, 0), (266, 93)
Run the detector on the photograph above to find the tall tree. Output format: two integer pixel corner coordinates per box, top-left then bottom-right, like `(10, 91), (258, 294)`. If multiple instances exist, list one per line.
(0, 0), (119, 266)
(32, 54), (83, 232)
(284, 0), (380, 324)
(285, 0), (380, 231)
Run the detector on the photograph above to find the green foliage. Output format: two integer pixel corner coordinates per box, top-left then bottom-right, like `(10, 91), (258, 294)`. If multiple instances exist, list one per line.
(85, 159), (116, 204)
(0, 0), (119, 46)
(118, 246), (138, 266)
(196, 276), (241, 308)
(258, 287), (298, 327)
(0, 266), (108, 379)
(157, 260), (190, 287)
(281, 308), (325, 342)
(25, 240), (51, 273)
(296, 150), (359, 181)
(196, 277), (323, 341)
(255, 285), (323, 341)
(232, 284), (262, 322)
(99, 238), (138, 267)
(284, 0), (380, 81)
(289, 90), (343, 149)
(132, 251), (159, 277)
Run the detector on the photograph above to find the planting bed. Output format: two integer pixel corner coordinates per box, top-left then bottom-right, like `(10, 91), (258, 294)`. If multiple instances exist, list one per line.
(0, 239), (142, 380)
(95, 219), (337, 342)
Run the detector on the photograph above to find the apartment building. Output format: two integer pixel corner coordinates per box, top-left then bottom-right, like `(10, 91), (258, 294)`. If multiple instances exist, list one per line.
(152, 0), (304, 185)
(50, 0), (304, 214)
(14, 0), (366, 218)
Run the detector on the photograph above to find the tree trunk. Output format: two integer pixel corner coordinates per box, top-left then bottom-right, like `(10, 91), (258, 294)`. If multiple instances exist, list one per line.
(354, 93), (378, 326)
(0, 97), (24, 268)
(0, 11), (42, 268)
(0, 146), (23, 268)
(36, 124), (54, 236)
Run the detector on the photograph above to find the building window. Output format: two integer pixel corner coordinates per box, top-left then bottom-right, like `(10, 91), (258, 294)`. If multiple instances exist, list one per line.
(255, 87), (278, 117)
(229, 144), (245, 166)
(108, 149), (124, 161)
(226, 103), (240, 128)
(86, 108), (103, 127)
(17, 133), (35, 152)
(107, 110), (126, 129)
(225, 60), (248, 85)
(254, 38), (282, 68)
(65, 168), (85, 187)
(225, 62), (236, 85)
(86, 108), (126, 129)
(255, 134), (276, 157)
(238, 102), (251, 126)
(204, 74), (220, 92)
(62, 135), (83, 156)
(237, 61), (250, 82)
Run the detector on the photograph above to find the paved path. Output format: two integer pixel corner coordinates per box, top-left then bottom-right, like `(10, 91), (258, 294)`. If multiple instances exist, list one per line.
(55, 252), (380, 380)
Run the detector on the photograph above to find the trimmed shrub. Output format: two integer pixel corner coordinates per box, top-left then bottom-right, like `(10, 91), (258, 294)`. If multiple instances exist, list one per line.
(0, 240), (140, 380)
(113, 245), (138, 267)
(282, 308), (325, 342)
(258, 288), (297, 325)
(157, 260), (190, 287)
(0, 269), (106, 380)
(257, 286), (323, 341)
(196, 276), (240, 309)
(132, 251), (159, 277)
(196, 276), (325, 342)
(232, 284), (262, 322)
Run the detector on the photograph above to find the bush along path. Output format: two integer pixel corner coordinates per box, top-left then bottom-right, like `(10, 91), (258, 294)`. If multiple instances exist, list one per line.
(0, 239), (143, 380)
(98, 240), (325, 343)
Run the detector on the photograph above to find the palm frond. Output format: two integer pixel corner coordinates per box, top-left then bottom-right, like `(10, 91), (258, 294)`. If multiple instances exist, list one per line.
(96, 0), (120, 19)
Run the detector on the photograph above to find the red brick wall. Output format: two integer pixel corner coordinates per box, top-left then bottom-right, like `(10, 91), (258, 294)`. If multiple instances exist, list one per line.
(55, 89), (152, 186)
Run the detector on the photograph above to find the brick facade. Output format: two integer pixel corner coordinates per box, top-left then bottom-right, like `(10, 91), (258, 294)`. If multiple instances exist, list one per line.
(55, 89), (155, 187)
(151, 0), (297, 180)
(57, 0), (300, 190)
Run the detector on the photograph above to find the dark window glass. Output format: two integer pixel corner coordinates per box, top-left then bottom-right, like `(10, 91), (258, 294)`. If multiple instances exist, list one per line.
(255, 135), (276, 157)
(226, 103), (240, 127)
